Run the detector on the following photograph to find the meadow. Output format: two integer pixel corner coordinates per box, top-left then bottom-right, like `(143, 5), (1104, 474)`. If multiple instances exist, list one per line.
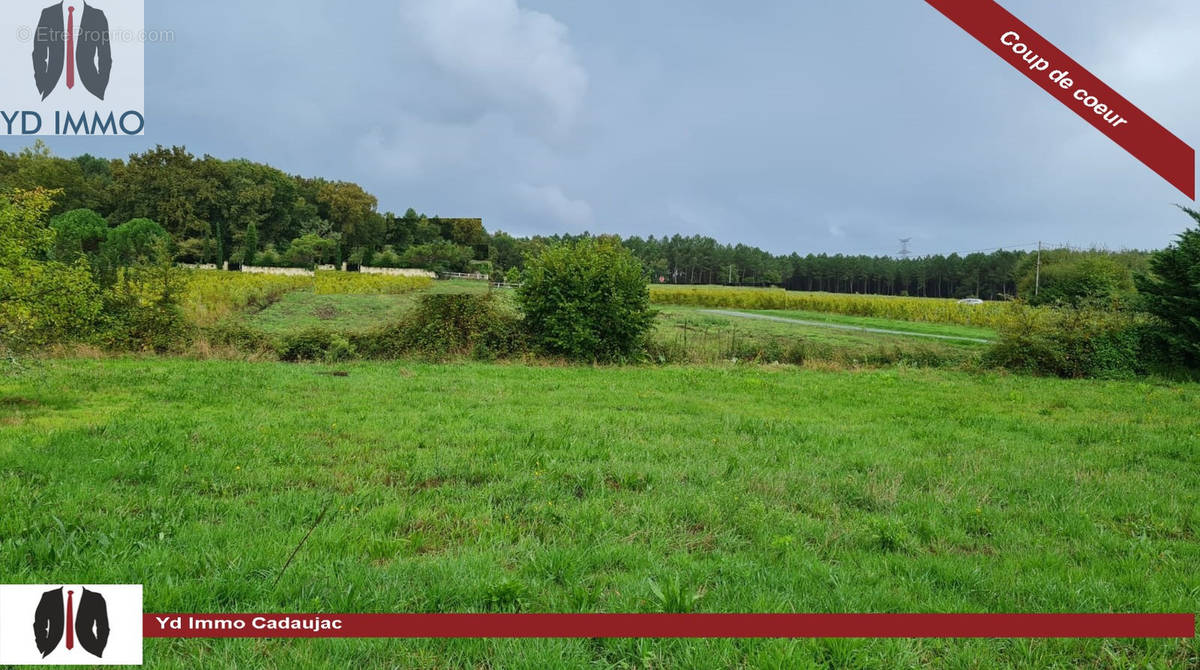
(177, 271), (1001, 369)
(1, 359), (1197, 668)
(649, 307), (987, 368)
(649, 286), (1031, 330)
(182, 271), (432, 328)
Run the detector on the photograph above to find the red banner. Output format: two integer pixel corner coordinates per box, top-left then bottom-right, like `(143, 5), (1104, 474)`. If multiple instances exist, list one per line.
(144, 613), (1196, 639)
(925, 0), (1195, 199)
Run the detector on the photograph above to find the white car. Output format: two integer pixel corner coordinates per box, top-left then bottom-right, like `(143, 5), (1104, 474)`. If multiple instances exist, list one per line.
(958, 298), (985, 305)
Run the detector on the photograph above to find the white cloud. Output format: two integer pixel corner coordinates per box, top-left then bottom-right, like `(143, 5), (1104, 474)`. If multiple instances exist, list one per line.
(400, 0), (588, 138)
(515, 183), (594, 228)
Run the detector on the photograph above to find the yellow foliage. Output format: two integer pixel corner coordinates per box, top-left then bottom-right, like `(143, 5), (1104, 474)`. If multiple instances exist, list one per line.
(181, 271), (312, 327)
(649, 285), (1037, 328)
(313, 271), (431, 295)
(181, 270), (433, 326)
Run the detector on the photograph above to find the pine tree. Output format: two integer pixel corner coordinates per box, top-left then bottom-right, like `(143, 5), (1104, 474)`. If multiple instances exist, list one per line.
(1135, 207), (1200, 367)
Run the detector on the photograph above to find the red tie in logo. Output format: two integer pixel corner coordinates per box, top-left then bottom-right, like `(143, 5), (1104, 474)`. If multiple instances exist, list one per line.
(65, 590), (75, 650)
(66, 6), (75, 89)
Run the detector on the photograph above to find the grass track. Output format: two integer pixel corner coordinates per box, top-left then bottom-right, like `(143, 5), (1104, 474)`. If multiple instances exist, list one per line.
(1, 359), (1198, 667)
(705, 310), (993, 344)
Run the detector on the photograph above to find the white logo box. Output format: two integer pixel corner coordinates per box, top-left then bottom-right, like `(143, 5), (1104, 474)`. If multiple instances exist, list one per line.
(0, 0), (145, 136)
(0, 585), (143, 666)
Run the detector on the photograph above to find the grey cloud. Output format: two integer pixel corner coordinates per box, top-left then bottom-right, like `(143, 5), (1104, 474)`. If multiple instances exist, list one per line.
(399, 0), (588, 138)
(515, 183), (594, 229)
(20, 0), (1200, 258)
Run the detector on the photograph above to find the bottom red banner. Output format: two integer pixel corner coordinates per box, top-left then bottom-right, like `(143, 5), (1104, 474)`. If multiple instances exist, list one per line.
(143, 613), (1195, 639)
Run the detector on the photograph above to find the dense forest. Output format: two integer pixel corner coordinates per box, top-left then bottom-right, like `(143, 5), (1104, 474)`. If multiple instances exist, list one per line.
(0, 143), (1151, 300)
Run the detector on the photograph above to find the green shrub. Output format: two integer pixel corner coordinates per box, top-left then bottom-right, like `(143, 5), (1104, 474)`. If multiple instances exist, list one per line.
(98, 242), (192, 353)
(203, 320), (278, 353)
(278, 329), (341, 362)
(98, 218), (169, 286)
(284, 234), (336, 268)
(517, 237), (655, 361)
(1, 189), (102, 351)
(399, 240), (474, 273)
(983, 303), (1146, 378)
(49, 208), (108, 263)
(352, 293), (526, 360)
(276, 329), (356, 363)
(1018, 251), (1136, 307)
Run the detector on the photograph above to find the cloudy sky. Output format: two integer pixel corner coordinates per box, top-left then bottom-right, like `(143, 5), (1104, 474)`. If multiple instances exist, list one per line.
(18, 0), (1200, 256)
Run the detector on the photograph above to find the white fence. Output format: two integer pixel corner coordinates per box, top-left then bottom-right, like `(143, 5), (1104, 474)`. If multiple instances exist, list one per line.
(441, 272), (490, 281)
(240, 265), (315, 277)
(177, 263), (217, 270)
(360, 266), (438, 279)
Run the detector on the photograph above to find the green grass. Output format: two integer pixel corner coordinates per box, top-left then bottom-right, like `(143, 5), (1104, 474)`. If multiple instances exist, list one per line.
(248, 292), (416, 335)
(215, 278), (981, 369)
(2, 359), (1198, 668)
(652, 307), (986, 367)
(241, 280), (507, 337)
(738, 309), (997, 341)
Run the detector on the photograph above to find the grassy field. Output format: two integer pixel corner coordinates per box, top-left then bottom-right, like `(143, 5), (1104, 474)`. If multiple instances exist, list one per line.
(183, 271), (986, 368)
(651, 307), (987, 367)
(249, 292), (416, 335)
(737, 310), (996, 342)
(650, 285), (1025, 329)
(178, 272), (1013, 369)
(2, 359), (1197, 668)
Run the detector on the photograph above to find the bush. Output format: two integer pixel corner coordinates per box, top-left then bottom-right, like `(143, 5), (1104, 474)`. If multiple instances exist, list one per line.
(49, 208), (108, 263)
(353, 293), (526, 360)
(256, 244), (282, 267)
(1013, 249), (1140, 308)
(278, 329), (356, 362)
(983, 303), (1147, 378)
(98, 218), (169, 285)
(284, 234), (337, 268)
(1, 189), (102, 351)
(517, 237), (655, 361)
(399, 240), (474, 273)
(203, 319), (277, 353)
(98, 240), (192, 353)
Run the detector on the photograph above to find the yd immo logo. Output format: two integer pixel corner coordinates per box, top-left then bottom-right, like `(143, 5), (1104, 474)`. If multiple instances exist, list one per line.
(1, 0), (143, 136)
(0, 584), (143, 665)
(32, 2), (113, 100)
(33, 587), (109, 659)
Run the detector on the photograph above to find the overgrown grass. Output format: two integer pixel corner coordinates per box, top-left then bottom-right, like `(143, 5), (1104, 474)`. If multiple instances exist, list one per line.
(181, 271), (313, 328)
(738, 309), (996, 341)
(249, 293), (415, 335)
(314, 272), (433, 296)
(1, 359), (1197, 668)
(181, 270), (434, 329)
(650, 307), (983, 368)
(650, 286), (1034, 329)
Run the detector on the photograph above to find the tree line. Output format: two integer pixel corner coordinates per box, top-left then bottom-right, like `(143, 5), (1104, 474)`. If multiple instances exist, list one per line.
(0, 143), (1151, 299)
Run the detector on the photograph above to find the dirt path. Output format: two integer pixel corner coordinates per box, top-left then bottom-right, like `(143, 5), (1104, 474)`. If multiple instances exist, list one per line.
(699, 309), (994, 344)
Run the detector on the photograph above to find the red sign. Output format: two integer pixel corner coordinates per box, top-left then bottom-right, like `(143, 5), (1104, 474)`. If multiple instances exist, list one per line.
(925, 0), (1195, 199)
(145, 613), (1196, 639)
